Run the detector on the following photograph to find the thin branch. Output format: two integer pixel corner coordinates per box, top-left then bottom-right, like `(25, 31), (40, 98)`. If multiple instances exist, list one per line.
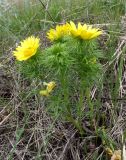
(38, 0), (56, 25)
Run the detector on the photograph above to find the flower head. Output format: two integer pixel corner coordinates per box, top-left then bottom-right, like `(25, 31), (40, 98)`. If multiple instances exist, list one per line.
(47, 23), (70, 41)
(69, 21), (102, 40)
(106, 148), (121, 160)
(40, 81), (56, 96)
(13, 36), (40, 61)
(39, 90), (49, 96)
(45, 81), (56, 93)
(111, 150), (121, 160)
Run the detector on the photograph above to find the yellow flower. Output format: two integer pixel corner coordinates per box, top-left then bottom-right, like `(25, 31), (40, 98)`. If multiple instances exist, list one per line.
(46, 81), (56, 93)
(105, 148), (113, 156)
(40, 81), (56, 96)
(111, 150), (121, 160)
(47, 23), (70, 41)
(39, 90), (49, 96)
(13, 36), (40, 61)
(69, 21), (102, 40)
(106, 148), (121, 160)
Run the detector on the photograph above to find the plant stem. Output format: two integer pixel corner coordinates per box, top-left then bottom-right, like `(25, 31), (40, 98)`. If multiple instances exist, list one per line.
(86, 87), (94, 121)
(60, 70), (84, 135)
(67, 114), (84, 135)
(77, 81), (84, 122)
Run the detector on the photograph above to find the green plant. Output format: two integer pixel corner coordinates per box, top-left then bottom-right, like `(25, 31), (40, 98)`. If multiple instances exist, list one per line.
(12, 21), (103, 135)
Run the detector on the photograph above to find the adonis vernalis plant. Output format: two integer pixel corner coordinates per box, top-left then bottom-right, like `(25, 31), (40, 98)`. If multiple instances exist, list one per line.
(13, 36), (40, 61)
(69, 21), (102, 40)
(13, 21), (103, 135)
(47, 23), (70, 41)
(40, 81), (56, 96)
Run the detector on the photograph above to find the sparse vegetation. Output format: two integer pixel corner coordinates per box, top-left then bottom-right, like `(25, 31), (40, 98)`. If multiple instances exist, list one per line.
(0, 0), (126, 160)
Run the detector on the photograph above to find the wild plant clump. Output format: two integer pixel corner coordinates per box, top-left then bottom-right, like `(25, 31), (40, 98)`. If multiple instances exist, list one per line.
(13, 21), (103, 135)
